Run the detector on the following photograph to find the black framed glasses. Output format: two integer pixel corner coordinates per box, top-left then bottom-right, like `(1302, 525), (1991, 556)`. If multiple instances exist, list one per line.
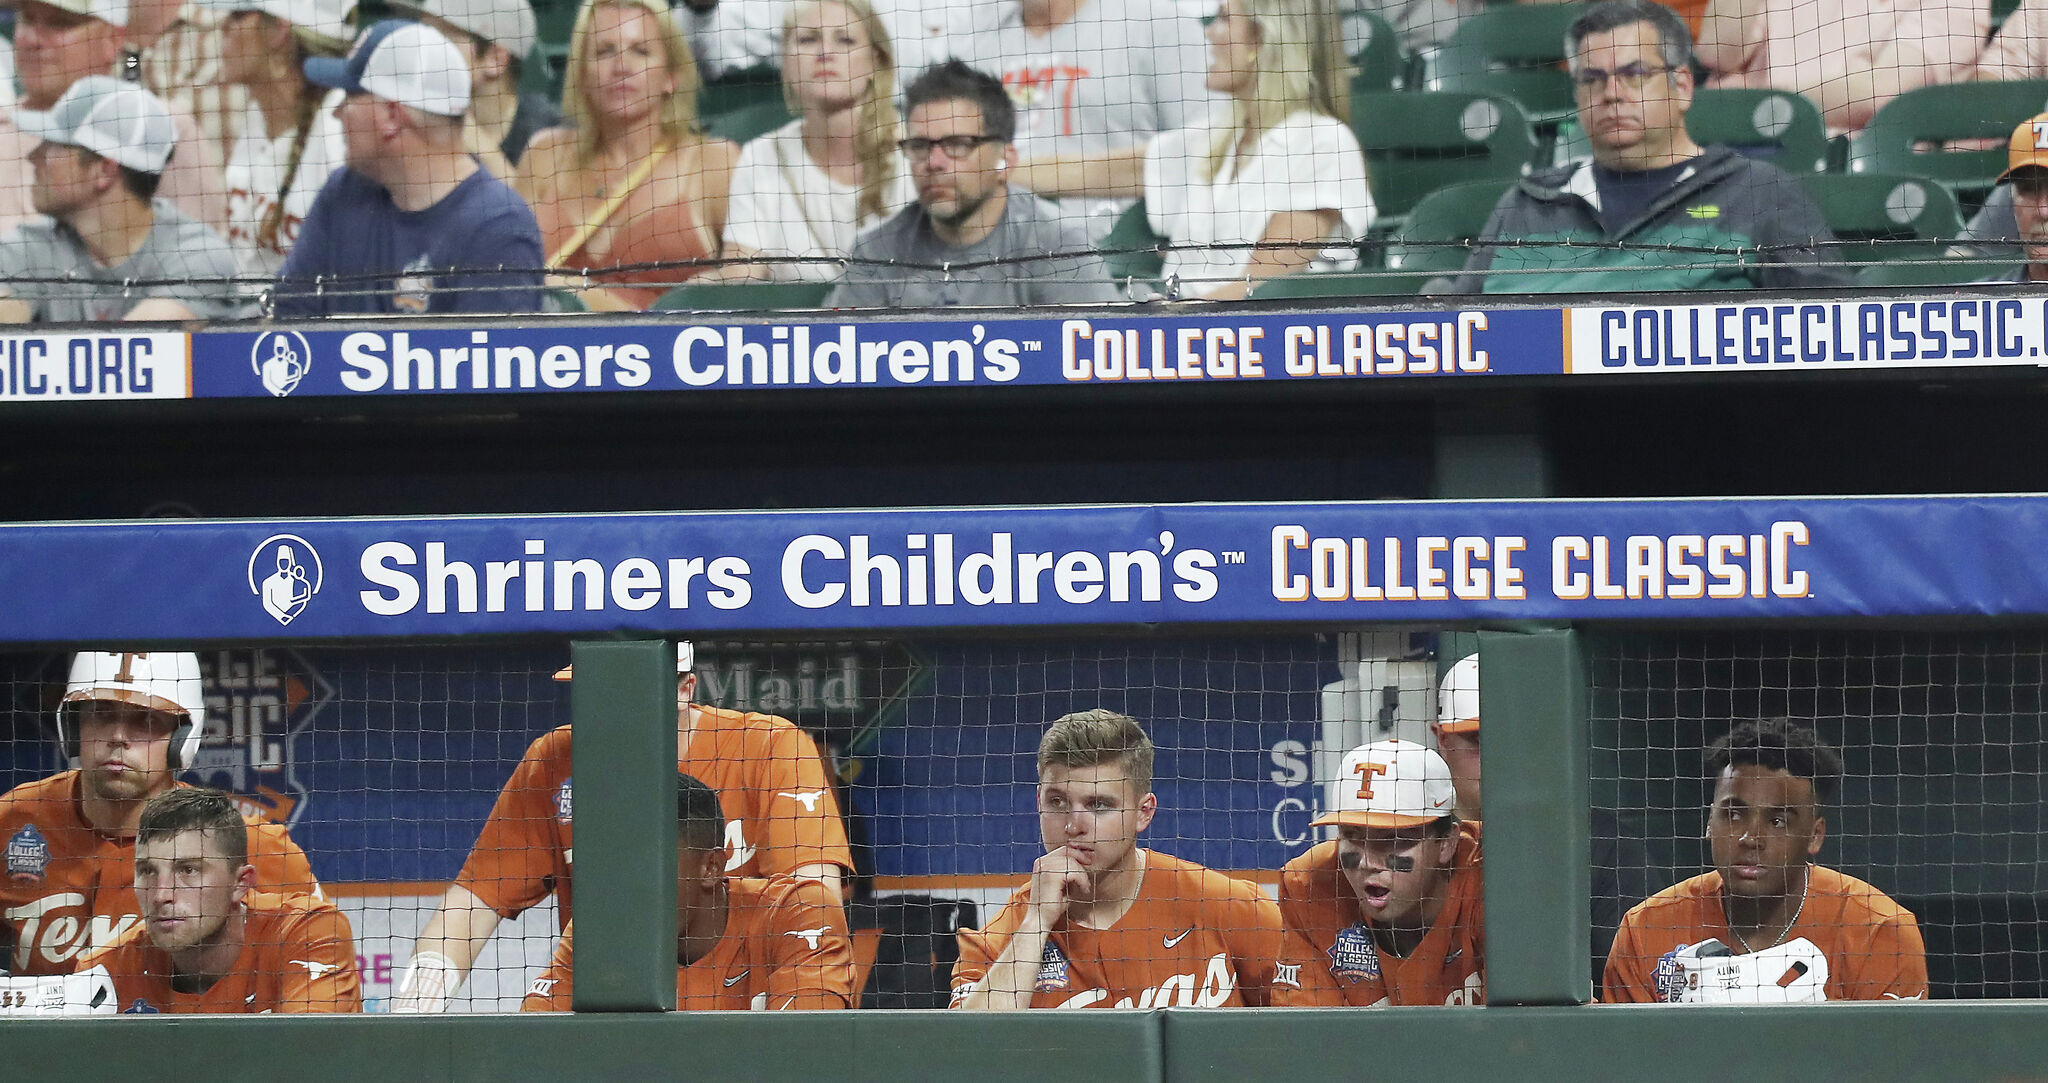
(899, 135), (1001, 159)
(1571, 62), (1677, 93)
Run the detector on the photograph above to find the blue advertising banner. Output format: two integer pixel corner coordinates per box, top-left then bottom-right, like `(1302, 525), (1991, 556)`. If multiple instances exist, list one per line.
(2, 496), (2046, 642)
(5, 294), (2044, 404)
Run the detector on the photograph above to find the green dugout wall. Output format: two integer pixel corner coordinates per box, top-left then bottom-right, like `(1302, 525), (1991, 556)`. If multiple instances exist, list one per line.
(14, 633), (2048, 1082)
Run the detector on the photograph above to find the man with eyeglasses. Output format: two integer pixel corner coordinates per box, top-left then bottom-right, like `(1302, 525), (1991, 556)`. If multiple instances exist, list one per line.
(826, 59), (1119, 309)
(1430, 0), (1848, 296)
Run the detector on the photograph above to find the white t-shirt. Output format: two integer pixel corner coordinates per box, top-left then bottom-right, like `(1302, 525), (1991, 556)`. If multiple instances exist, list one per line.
(223, 91), (347, 277)
(724, 120), (915, 281)
(1144, 109), (1375, 296)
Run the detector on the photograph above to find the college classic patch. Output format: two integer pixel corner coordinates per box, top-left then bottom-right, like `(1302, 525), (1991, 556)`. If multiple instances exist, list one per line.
(6, 825), (49, 886)
(1653, 944), (1691, 1003)
(1328, 924), (1382, 983)
(1035, 940), (1071, 992)
(555, 779), (574, 824)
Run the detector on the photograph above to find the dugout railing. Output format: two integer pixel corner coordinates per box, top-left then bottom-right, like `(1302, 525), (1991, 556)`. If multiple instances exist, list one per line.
(9, 500), (2048, 1080)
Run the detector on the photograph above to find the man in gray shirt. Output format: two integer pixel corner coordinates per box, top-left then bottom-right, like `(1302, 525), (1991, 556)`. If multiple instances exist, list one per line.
(945, 0), (1216, 239)
(0, 75), (247, 323)
(828, 60), (1119, 310)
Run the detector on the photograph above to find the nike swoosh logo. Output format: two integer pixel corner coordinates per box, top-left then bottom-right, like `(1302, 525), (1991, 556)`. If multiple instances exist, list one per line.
(1163, 929), (1192, 948)
(724, 970), (749, 987)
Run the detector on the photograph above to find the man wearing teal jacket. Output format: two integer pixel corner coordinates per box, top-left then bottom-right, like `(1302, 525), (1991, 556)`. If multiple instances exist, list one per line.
(1429, 0), (1849, 296)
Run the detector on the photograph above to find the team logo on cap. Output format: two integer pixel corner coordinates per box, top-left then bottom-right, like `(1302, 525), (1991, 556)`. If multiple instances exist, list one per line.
(555, 779), (574, 824)
(252, 331), (312, 397)
(1034, 941), (1071, 992)
(1328, 924), (1381, 983)
(248, 534), (324, 626)
(5, 824), (49, 887)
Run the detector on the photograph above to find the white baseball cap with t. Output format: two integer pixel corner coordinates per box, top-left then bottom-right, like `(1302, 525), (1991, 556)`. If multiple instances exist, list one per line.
(1312, 738), (1456, 829)
(306, 18), (471, 117)
(17, 76), (179, 174)
(386, 0), (538, 67)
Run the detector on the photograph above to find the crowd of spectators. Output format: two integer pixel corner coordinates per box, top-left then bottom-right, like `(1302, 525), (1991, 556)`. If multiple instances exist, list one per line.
(0, 0), (2042, 318)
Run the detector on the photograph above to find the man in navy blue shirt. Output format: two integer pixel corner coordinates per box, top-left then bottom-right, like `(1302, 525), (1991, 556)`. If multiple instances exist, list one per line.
(273, 19), (543, 315)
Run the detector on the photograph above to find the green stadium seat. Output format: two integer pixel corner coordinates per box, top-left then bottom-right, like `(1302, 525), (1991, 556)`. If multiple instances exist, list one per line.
(1685, 88), (1828, 175)
(1847, 80), (2048, 205)
(543, 288), (589, 313)
(1099, 200), (1167, 285)
(1383, 177), (1517, 280)
(705, 99), (794, 145)
(649, 280), (836, 311)
(1352, 91), (1538, 226)
(1798, 172), (1965, 264)
(1345, 9), (1403, 93)
(1432, 3), (1585, 129)
(699, 67), (785, 118)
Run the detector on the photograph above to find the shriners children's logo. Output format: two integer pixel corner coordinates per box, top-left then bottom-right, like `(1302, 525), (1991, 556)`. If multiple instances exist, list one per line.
(6, 824), (50, 886)
(251, 331), (311, 397)
(247, 534), (323, 627)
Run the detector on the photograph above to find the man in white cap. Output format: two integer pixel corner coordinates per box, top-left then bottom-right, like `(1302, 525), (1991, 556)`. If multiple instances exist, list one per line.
(1277, 738), (1487, 1006)
(0, 651), (318, 977)
(384, 0), (561, 176)
(1433, 654), (1482, 821)
(392, 641), (855, 1011)
(273, 18), (544, 314)
(0, 76), (248, 322)
(8, 0), (228, 229)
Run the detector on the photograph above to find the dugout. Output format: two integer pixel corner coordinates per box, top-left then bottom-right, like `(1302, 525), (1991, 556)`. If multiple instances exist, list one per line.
(9, 290), (2048, 1079)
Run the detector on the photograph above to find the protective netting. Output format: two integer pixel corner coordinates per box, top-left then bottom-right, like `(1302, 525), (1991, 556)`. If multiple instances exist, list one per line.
(3, 634), (1434, 1012)
(0, 0), (2043, 317)
(1589, 628), (2048, 1002)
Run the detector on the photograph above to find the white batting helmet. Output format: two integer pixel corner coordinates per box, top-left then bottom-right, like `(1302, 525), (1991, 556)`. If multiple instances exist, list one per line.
(56, 651), (206, 769)
(1437, 654), (1479, 735)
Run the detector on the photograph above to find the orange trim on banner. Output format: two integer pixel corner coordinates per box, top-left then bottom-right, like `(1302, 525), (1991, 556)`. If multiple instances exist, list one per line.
(1562, 309), (1574, 374)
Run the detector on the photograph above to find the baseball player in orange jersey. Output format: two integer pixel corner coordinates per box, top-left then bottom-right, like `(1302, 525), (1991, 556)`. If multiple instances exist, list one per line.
(1279, 738), (1485, 1007)
(398, 642), (854, 1012)
(2, 652), (320, 977)
(1605, 719), (1928, 1003)
(80, 788), (360, 1013)
(951, 709), (1320, 1010)
(521, 772), (854, 1012)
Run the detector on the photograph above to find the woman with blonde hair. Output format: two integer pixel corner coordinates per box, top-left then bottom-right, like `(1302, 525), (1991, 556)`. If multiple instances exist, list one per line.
(516, 0), (740, 310)
(1014, 0), (1373, 298)
(716, 0), (912, 281)
(208, 0), (351, 276)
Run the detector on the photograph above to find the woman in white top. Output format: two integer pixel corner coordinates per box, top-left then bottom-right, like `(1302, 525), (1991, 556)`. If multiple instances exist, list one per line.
(1013, 0), (1373, 298)
(210, 0), (350, 277)
(717, 0), (913, 281)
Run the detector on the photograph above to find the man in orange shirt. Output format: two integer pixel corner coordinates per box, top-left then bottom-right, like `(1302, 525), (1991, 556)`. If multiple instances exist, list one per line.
(2, 651), (319, 976)
(81, 787), (360, 1013)
(1279, 738), (1484, 1007)
(1605, 719), (1927, 1002)
(521, 772), (854, 1011)
(397, 641), (854, 1011)
(951, 709), (1317, 1010)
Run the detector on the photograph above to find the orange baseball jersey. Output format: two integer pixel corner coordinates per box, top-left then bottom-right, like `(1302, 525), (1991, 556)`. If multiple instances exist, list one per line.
(79, 890), (361, 1013)
(456, 707), (854, 929)
(2, 772), (320, 976)
(520, 875), (855, 1011)
(951, 849), (1319, 1009)
(1604, 864), (1928, 1002)
(1277, 821), (1487, 1007)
